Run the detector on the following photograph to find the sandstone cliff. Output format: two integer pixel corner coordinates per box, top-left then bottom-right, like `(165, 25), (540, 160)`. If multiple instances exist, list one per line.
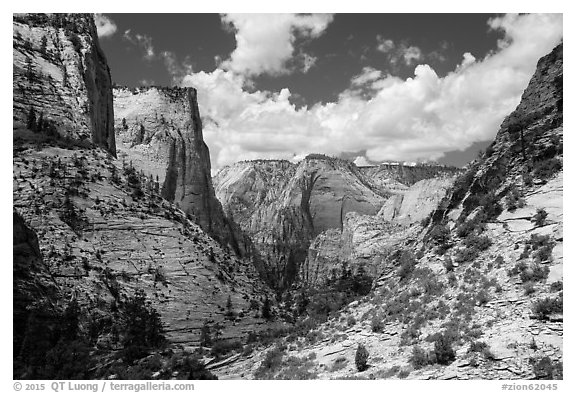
(113, 86), (255, 260)
(13, 13), (115, 155)
(213, 155), (389, 289)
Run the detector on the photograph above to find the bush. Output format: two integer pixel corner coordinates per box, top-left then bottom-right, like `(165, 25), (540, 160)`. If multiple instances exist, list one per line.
(505, 185), (526, 211)
(533, 158), (562, 180)
(532, 208), (548, 227)
(524, 282), (536, 295)
(532, 296), (563, 320)
(531, 356), (563, 379)
(371, 315), (384, 333)
(210, 339), (243, 358)
(410, 346), (430, 369)
(397, 250), (417, 280)
(454, 247), (479, 264)
(550, 281), (563, 292)
(355, 344), (369, 372)
(254, 346), (285, 379)
(433, 332), (456, 365)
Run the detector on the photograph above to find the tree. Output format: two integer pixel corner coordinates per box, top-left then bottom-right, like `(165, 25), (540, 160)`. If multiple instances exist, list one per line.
(27, 107), (36, 130)
(25, 56), (34, 82)
(200, 321), (212, 347)
(261, 296), (272, 320)
(40, 35), (48, 54)
(121, 289), (165, 363)
(36, 111), (44, 133)
(225, 295), (234, 318)
(355, 344), (369, 371)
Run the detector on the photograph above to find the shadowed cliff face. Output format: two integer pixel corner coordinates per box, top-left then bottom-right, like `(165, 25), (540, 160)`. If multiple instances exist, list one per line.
(13, 13), (116, 156)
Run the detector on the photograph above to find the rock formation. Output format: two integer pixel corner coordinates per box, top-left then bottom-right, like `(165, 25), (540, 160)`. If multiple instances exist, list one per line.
(113, 86), (255, 260)
(213, 155), (390, 289)
(13, 14), (273, 378)
(13, 13), (115, 155)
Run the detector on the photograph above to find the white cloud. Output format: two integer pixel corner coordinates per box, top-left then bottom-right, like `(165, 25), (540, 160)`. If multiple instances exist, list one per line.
(351, 67), (383, 87)
(220, 13), (333, 76)
(94, 14), (117, 38)
(400, 45), (423, 65)
(180, 13), (562, 170)
(123, 30), (155, 61)
(376, 36), (395, 53)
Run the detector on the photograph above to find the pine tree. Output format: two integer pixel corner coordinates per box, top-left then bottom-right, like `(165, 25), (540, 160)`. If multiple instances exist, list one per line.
(261, 296), (272, 320)
(40, 35), (48, 54)
(25, 56), (34, 82)
(27, 107), (36, 130)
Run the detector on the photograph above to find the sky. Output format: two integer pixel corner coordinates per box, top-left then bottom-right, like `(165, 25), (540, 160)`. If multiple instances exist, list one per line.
(95, 13), (563, 169)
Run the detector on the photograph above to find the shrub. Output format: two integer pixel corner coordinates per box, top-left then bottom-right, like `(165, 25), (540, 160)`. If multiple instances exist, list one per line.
(524, 282), (536, 295)
(433, 332), (456, 365)
(509, 261), (549, 283)
(464, 234), (493, 251)
(210, 339), (243, 358)
(397, 369), (411, 379)
(532, 208), (548, 227)
(505, 185), (526, 211)
(467, 341), (494, 359)
(532, 296), (563, 320)
(254, 346), (285, 379)
(371, 315), (384, 333)
(454, 247), (479, 264)
(355, 344), (369, 372)
(530, 356), (563, 379)
(347, 316), (356, 327)
(397, 250), (417, 280)
(550, 281), (563, 292)
(533, 158), (562, 180)
(410, 346), (430, 369)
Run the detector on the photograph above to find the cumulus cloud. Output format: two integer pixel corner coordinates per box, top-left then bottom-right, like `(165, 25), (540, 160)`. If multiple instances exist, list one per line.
(123, 29), (155, 60)
(220, 13), (333, 76)
(377, 36), (424, 67)
(181, 13), (562, 170)
(376, 36), (395, 53)
(95, 14), (117, 38)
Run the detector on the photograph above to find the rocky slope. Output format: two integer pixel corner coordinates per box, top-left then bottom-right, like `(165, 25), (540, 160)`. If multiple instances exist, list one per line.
(211, 44), (563, 380)
(13, 14), (274, 379)
(213, 155), (390, 289)
(113, 86), (254, 259)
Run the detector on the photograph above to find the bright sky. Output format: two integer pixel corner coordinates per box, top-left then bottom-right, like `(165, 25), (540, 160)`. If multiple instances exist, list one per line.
(96, 13), (563, 169)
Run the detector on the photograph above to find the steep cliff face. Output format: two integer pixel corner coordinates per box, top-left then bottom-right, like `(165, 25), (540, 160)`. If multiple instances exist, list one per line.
(113, 86), (253, 258)
(378, 177), (457, 224)
(13, 13), (115, 155)
(213, 155), (389, 289)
